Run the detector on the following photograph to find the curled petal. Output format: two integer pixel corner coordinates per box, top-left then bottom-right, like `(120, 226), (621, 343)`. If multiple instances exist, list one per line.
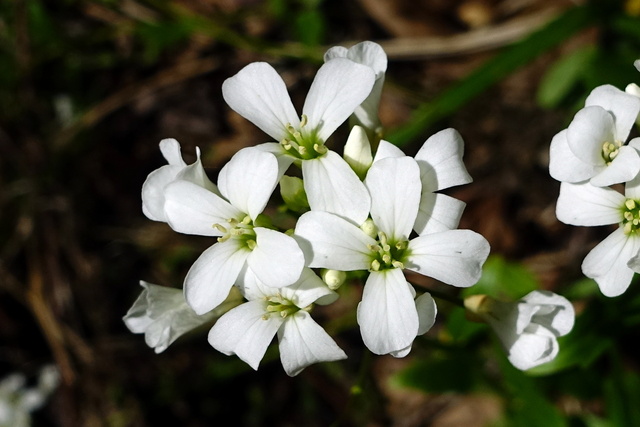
(590, 145), (640, 187)
(414, 128), (472, 192)
(586, 84), (640, 142)
(566, 106), (615, 166)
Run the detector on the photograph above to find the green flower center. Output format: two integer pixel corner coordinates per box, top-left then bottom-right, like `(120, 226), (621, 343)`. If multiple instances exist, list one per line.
(367, 230), (409, 272)
(280, 114), (327, 160)
(262, 294), (310, 320)
(602, 141), (622, 165)
(622, 198), (640, 235)
(214, 215), (257, 249)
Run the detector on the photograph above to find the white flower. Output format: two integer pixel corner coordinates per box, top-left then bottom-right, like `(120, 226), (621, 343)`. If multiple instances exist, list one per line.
(626, 59), (640, 126)
(295, 156), (489, 355)
(222, 58), (376, 224)
(465, 291), (574, 370)
(123, 281), (240, 353)
(324, 41), (387, 140)
(162, 147), (306, 314)
(0, 366), (59, 427)
(142, 138), (217, 222)
(549, 85), (640, 186)
(345, 127), (473, 234)
(556, 177), (640, 296)
(208, 268), (346, 376)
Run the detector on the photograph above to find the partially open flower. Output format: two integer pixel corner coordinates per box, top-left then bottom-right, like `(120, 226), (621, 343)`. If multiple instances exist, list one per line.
(465, 291), (574, 370)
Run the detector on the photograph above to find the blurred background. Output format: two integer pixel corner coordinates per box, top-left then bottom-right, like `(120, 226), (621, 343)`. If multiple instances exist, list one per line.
(2, 0), (640, 425)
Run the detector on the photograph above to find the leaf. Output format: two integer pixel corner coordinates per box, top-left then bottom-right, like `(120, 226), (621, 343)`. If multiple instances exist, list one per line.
(536, 46), (596, 108)
(462, 255), (538, 301)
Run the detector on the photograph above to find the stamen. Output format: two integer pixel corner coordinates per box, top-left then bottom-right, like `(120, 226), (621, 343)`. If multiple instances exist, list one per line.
(300, 114), (308, 127)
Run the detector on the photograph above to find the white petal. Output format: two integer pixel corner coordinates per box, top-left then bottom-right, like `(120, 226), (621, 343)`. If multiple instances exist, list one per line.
(414, 128), (472, 192)
(184, 240), (250, 314)
(164, 181), (241, 236)
(567, 106), (615, 165)
(247, 227), (305, 288)
(141, 164), (184, 222)
(590, 145), (640, 187)
(521, 291), (575, 336)
(208, 301), (283, 370)
(406, 230), (490, 287)
(357, 269), (419, 354)
(506, 326), (557, 371)
(303, 151), (371, 225)
(582, 228), (640, 297)
(586, 84), (640, 142)
(222, 62), (300, 140)
(416, 292), (438, 335)
(302, 58), (375, 142)
(175, 148), (218, 193)
(343, 125), (373, 178)
(555, 182), (623, 226)
(279, 268), (338, 308)
(325, 41), (387, 77)
(624, 161), (640, 199)
(414, 192), (466, 235)
(218, 148), (279, 220)
(372, 139), (405, 162)
(295, 211), (374, 270)
(159, 138), (186, 166)
(365, 156), (420, 241)
(254, 142), (295, 176)
(278, 312), (347, 376)
(549, 129), (600, 183)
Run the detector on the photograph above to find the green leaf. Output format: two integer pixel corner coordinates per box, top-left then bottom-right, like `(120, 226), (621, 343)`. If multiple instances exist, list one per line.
(604, 355), (640, 426)
(462, 255), (538, 300)
(536, 46), (596, 108)
(445, 306), (488, 343)
(392, 350), (482, 393)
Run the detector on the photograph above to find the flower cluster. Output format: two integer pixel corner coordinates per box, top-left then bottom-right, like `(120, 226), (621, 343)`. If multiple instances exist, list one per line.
(126, 41), (575, 375)
(0, 366), (59, 427)
(550, 60), (640, 297)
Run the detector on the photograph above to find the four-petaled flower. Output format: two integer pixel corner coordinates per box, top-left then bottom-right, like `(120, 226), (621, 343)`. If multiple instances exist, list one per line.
(295, 155), (489, 355)
(208, 268), (346, 376)
(549, 85), (640, 187)
(162, 147), (306, 314)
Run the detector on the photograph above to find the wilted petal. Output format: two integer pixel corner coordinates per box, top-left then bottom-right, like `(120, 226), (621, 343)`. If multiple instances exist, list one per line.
(415, 128), (472, 192)
(247, 227), (305, 288)
(208, 300), (284, 370)
(566, 106), (615, 166)
(365, 156), (420, 241)
(278, 311), (347, 376)
(302, 59), (375, 142)
(357, 269), (419, 354)
(549, 129), (600, 183)
(184, 239), (250, 314)
(414, 192), (466, 235)
(406, 230), (490, 287)
(295, 211), (374, 270)
(586, 84), (640, 142)
(582, 228), (640, 297)
(590, 145), (640, 187)
(164, 181), (242, 236)
(302, 151), (371, 225)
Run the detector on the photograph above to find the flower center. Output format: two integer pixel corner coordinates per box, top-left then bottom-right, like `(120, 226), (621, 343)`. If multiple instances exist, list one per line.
(262, 294), (310, 320)
(280, 114), (327, 160)
(367, 230), (409, 272)
(622, 198), (640, 235)
(213, 215), (257, 249)
(602, 141), (622, 165)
